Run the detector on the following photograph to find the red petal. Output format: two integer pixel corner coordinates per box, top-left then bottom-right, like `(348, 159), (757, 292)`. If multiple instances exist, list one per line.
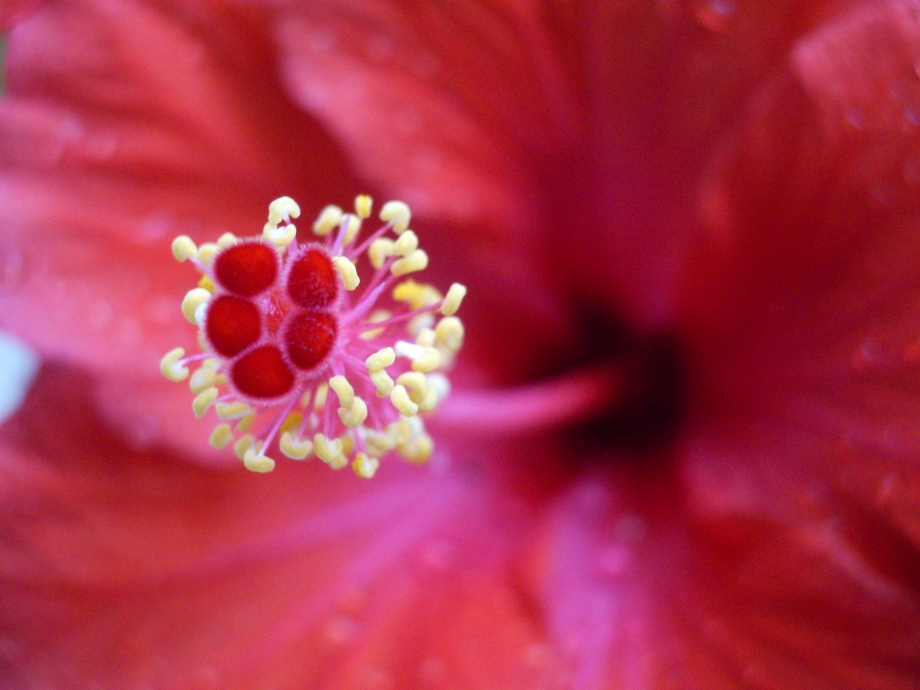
(0, 366), (544, 689)
(0, 0), (355, 377)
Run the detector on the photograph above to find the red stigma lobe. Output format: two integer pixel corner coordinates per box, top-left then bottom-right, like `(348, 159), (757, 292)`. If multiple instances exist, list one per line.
(284, 311), (338, 371)
(286, 246), (339, 309)
(214, 241), (279, 297)
(231, 345), (295, 400)
(205, 295), (262, 357)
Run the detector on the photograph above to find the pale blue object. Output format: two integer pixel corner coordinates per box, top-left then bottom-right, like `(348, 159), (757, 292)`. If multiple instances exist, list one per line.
(0, 330), (40, 424)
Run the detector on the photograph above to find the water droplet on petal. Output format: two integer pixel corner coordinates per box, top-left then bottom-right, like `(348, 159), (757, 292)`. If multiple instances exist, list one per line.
(417, 537), (457, 572)
(615, 514), (646, 544)
(877, 472), (904, 505)
(308, 27), (336, 53)
(694, 0), (736, 32)
(324, 614), (359, 646)
(366, 34), (395, 62)
(89, 301), (114, 330)
(0, 245), (25, 288)
(82, 130), (119, 161)
(845, 106), (866, 130)
(356, 666), (394, 690)
(417, 657), (447, 686)
(594, 545), (632, 578)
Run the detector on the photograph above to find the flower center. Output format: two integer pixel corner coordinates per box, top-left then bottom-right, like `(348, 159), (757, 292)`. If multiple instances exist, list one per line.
(161, 196), (467, 477)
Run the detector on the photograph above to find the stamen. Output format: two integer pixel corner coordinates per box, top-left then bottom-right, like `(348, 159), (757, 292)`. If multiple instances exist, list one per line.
(441, 284), (467, 316)
(313, 205), (343, 236)
(379, 200), (411, 234)
(182, 288), (211, 325)
(160, 347), (189, 382)
(333, 256), (360, 291)
(193, 387), (219, 418)
(354, 194), (373, 219)
(210, 423), (234, 449)
(390, 385), (419, 417)
(172, 236), (198, 262)
(391, 249), (428, 277)
(161, 195), (466, 475)
(366, 347), (396, 372)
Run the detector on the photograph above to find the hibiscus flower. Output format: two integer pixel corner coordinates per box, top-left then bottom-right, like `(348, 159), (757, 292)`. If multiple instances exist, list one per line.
(2, 1), (920, 688)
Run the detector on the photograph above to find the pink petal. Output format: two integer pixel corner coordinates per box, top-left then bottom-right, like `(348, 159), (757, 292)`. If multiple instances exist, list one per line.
(0, 364), (550, 688)
(270, 0), (847, 328)
(0, 0), (355, 376)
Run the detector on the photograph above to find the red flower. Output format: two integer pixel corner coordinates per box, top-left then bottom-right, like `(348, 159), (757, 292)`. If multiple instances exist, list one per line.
(2, 1), (920, 688)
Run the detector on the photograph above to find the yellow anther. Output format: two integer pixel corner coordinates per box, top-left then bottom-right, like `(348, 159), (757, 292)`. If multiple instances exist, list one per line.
(366, 347), (396, 372)
(313, 204), (343, 236)
(333, 256), (360, 291)
(364, 425), (399, 455)
(380, 200), (411, 233)
(416, 384), (439, 413)
(352, 452), (379, 479)
(196, 243), (219, 267)
(396, 371), (428, 401)
(390, 384), (419, 417)
(281, 412), (303, 434)
(280, 431), (313, 460)
(182, 288), (211, 325)
(216, 232), (238, 249)
(412, 347), (442, 373)
(389, 420), (413, 445)
(209, 424), (234, 449)
(192, 387), (219, 418)
(399, 432), (434, 464)
(189, 365), (216, 394)
(355, 194), (373, 219)
(403, 414), (425, 439)
(416, 328), (436, 347)
(215, 401), (252, 420)
(343, 214), (362, 245)
(313, 384), (329, 411)
(314, 434), (344, 464)
(280, 432), (312, 460)
(268, 196), (301, 225)
(441, 283), (467, 316)
(171, 236), (198, 262)
(391, 249), (428, 277)
(328, 454), (349, 470)
(394, 230), (419, 257)
(160, 347), (189, 382)
(368, 238), (396, 270)
(369, 369), (395, 397)
(263, 222), (297, 248)
(235, 412), (255, 433)
(338, 397), (368, 428)
(244, 448), (275, 473)
(234, 434), (256, 459)
(393, 280), (441, 310)
(435, 317), (465, 353)
(329, 375), (355, 408)
(198, 275), (217, 292)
